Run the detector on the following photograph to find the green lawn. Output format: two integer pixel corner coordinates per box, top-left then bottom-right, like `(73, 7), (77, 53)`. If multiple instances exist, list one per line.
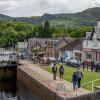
(43, 65), (100, 91)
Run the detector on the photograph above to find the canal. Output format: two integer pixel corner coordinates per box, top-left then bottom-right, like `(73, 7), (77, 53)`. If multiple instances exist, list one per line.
(0, 67), (43, 100)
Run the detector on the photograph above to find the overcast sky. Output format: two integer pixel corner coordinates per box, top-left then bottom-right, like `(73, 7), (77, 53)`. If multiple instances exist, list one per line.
(0, 0), (100, 17)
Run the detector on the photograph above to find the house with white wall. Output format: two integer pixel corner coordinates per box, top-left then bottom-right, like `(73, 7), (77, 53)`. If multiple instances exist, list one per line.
(83, 19), (100, 63)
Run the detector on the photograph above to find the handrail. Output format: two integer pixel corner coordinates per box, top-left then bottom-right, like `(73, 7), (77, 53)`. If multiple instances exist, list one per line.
(82, 78), (100, 92)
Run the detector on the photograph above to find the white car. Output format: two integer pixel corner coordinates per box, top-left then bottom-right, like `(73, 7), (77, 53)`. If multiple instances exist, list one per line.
(64, 58), (70, 62)
(48, 57), (56, 61)
(70, 58), (79, 67)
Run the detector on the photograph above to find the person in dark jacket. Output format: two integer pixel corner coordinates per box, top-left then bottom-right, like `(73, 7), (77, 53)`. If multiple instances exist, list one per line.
(52, 63), (57, 80)
(59, 64), (64, 80)
(82, 61), (85, 70)
(72, 72), (78, 91)
(76, 69), (83, 89)
(91, 60), (95, 71)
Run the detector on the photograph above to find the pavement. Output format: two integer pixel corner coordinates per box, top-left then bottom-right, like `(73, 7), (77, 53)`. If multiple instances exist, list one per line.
(19, 60), (90, 99)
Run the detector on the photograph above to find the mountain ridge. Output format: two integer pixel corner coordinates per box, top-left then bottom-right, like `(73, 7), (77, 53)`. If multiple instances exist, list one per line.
(0, 7), (100, 27)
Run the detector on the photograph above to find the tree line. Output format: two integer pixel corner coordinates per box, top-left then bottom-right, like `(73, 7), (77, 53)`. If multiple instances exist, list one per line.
(0, 20), (92, 48)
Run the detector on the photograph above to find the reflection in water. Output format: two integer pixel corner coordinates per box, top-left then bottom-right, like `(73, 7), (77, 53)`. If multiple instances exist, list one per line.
(0, 80), (46, 100)
(0, 68), (44, 100)
(0, 66), (17, 100)
(0, 81), (17, 100)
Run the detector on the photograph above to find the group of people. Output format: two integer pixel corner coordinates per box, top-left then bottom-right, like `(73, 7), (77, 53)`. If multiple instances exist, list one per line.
(82, 60), (96, 71)
(72, 69), (83, 91)
(52, 63), (83, 91)
(52, 63), (64, 80)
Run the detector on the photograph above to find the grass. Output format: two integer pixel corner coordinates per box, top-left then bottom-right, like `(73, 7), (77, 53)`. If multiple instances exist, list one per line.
(43, 64), (100, 91)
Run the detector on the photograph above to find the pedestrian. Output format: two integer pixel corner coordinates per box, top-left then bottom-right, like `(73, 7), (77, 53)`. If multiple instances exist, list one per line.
(76, 69), (83, 89)
(61, 57), (63, 65)
(82, 61), (85, 70)
(86, 63), (89, 71)
(61, 57), (63, 62)
(72, 72), (78, 91)
(91, 60), (94, 71)
(59, 64), (64, 80)
(52, 63), (57, 80)
(77, 62), (80, 69)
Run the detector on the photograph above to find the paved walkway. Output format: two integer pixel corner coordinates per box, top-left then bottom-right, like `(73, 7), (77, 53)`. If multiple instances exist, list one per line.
(19, 60), (90, 99)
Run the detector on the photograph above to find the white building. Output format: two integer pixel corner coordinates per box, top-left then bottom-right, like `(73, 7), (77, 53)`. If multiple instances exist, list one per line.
(83, 19), (100, 63)
(0, 48), (17, 61)
(17, 42), (29, 59)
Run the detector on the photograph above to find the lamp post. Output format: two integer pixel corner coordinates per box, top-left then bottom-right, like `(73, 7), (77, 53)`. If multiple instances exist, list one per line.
(36, 32), (38, 61)
(54, 44), (56, 59)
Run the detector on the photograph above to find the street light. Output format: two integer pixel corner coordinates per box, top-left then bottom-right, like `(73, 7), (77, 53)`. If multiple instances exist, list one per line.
(35, 32), (38, 61)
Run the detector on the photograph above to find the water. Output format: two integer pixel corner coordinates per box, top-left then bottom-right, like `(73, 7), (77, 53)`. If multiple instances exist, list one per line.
(0, 68), (43, 100)
(0, 79), (43, 100)
(0, 80), (17, 100)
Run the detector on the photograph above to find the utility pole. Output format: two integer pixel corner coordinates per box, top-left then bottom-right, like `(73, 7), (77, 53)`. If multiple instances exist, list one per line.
(36, 32), (38, 61)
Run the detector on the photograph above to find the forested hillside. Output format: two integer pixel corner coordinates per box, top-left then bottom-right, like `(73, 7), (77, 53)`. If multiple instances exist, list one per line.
(0, 7), (100, 27)
(0, 7), (98, 47)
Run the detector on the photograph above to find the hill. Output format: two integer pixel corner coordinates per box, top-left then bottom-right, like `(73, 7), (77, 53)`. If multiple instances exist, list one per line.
(0, 7), (100, 27)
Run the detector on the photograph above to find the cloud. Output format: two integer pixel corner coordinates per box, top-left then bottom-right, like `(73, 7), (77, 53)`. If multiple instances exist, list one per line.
(0, 0), (18, 13)
(0, 0), (100, 17)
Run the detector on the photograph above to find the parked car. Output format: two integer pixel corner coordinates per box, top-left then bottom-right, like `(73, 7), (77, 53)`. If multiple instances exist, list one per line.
(95, 60), (100, 72)
(64, 58), (69, 63)
(57, 57), (65, 62)
(57, 57), (61, 62)
(48, 57), (56, 62)
(67, 58), (80, 67)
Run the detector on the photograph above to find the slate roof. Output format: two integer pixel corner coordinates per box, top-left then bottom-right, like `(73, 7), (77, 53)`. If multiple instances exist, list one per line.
(28, 38), (60, 48)
(85, 25), (100, 40)
(60, 39), (82, 51)
(56, 38), (74, 47)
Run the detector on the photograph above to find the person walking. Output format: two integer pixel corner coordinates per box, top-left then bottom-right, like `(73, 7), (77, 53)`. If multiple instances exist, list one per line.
(72, 72), (78, 91)
(52, 63), (57, 80)
(76, 69), (83, 89)
(86, 63), (89, 71)
(82, 61), (85, 70)
(91, 60), (95, 71)
(59, 64), (64, 80)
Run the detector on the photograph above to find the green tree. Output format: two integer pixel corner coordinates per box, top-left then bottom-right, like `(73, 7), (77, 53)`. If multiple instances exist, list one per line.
(38, 20), (52, 38)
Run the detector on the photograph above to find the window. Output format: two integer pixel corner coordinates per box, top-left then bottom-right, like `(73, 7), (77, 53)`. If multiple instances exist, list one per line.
(86, 53), (92, 60)
(64, 52), (68, 58)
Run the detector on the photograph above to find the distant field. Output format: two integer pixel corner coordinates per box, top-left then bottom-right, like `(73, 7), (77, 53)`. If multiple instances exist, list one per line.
(43, 65), (100, 91)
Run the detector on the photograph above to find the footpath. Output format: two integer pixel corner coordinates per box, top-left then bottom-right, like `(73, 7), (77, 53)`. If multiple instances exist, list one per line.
(19, 60), (90, 99)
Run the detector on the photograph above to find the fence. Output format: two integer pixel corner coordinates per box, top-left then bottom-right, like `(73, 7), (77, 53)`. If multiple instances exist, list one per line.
(82, 78), (100, 92)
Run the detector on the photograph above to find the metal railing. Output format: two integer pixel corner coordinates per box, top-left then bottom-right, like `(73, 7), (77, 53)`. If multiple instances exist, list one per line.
(82, 78), (100, 92)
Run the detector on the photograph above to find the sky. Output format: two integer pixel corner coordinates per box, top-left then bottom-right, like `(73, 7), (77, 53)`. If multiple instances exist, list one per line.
(0, 0), (100, 17)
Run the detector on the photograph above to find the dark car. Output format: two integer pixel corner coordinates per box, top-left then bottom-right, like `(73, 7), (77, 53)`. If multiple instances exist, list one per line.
(95, 60), (100, 72)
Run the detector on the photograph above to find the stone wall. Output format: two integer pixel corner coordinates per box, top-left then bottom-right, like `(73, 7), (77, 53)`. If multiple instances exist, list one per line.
(17, 67), (64, 100)
(66, 91), (100, 100)
(17, 66), (100, 100)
